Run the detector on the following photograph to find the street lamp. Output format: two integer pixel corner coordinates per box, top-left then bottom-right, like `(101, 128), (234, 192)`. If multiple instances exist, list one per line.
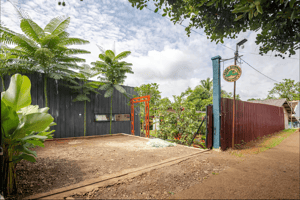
(232, 38), (247, 149)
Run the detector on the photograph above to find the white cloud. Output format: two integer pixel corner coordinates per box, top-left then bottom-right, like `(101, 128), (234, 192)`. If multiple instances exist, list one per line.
(2, 0), (299, 102)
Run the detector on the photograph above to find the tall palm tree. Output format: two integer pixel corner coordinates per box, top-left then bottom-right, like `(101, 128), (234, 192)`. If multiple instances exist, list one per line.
(92, 47), (133, 135)
(0, 7), (90, 107)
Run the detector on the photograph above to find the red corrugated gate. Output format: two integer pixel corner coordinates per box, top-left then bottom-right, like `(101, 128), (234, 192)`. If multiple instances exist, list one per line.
(220, 98), (285, 150)
(206, 98), (285, 150)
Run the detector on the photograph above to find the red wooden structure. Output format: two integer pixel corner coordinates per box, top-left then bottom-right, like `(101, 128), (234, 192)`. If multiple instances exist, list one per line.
(130, 95), (151, 137)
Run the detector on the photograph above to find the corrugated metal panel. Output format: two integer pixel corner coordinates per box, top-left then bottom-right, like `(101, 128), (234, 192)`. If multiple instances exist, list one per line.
(1, 72), (139, 138)
(220, 98), (285, 150)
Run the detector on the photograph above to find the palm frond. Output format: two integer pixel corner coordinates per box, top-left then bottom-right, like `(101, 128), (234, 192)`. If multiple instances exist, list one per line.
(105, 50), (115, 60)
(0, 25), (20, 45)
(60, 38), (90, 46)
(56, 56), (86, 63)
(64, 48), (91, 55)
(20, 19), (45, 42)
(12, 35), (38, 53)
(44, 16), (70, 35)
(40, 35), (60, 49)
(114, 51), (131, 61)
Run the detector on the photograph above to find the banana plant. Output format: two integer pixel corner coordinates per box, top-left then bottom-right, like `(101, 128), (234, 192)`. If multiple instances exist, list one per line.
(1, 74), (55, 197)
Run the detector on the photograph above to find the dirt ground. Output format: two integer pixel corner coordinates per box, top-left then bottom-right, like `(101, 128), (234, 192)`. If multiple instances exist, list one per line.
(68, 130), (299, 199)
(9, 134), (202, 199)
(172, 129), (299, 199)
(69, 151), (237, 199)
(8, 130), (299, 199)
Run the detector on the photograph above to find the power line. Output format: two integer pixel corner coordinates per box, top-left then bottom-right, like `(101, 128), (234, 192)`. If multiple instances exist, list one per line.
(240, 58), (280, 82)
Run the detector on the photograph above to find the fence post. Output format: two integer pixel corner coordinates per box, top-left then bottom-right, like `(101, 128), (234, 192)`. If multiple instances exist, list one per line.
(211, 55), (222, 149)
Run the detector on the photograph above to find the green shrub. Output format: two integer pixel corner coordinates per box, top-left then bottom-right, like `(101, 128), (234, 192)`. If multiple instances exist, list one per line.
(156, 95), (201, 145)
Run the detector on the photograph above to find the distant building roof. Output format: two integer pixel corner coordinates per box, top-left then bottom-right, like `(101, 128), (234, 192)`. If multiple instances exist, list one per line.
(248, 98), (294, 114)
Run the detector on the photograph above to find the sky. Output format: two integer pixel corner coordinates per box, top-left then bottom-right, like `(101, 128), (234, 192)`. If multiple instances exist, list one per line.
(1, 0), (299, 102)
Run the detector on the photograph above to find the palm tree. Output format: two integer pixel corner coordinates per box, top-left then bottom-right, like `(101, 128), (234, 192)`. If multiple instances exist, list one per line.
(92, 47), (133, 135)
(0, 7), (90, 107)
(200, 77), (213, 93)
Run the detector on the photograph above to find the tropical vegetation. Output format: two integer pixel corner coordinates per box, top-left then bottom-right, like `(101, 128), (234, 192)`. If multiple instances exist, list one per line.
(129, 0), (300, 58)
(92, 47), (134, 135)
(1, 74), (55, 196)
(65, 64), (103, 136)
(133, 83), (162, 133)
(0, 7), (90, 107)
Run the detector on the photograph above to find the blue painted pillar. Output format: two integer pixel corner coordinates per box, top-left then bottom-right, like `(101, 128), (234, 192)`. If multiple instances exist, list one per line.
(211, 55), (222, 149)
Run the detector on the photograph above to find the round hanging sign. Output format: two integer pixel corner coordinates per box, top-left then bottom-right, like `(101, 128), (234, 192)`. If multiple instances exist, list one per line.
(223, 65), (242, 82)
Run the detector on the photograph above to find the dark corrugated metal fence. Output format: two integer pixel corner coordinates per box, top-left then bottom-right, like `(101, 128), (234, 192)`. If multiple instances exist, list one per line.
(0, 72), (140, 138)
(220, 98), (285, 150)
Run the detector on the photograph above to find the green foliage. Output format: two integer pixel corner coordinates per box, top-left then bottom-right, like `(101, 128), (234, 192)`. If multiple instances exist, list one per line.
(268, 78), (300, 101)
(1, 10), (90, 107)
(128, 0), (300, 58)
(92, 47), (134, 134)
(1, 74), (55, 196)
(133, 83), (162, 131)
(157, 93), (202, 145)
(186, 85), (211, 111)
(221, 89), (241, 100)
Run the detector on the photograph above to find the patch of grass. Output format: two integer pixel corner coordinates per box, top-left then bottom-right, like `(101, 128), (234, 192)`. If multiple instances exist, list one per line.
(230, 151), (244, 157)
(212, 172), (219, 175)
(227, 129), (297, 157)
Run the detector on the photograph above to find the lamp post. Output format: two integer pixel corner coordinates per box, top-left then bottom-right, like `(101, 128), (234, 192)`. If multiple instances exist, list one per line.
(232, 39), (247, 149)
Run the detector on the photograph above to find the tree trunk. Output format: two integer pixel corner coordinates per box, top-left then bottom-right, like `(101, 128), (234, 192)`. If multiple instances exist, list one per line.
(1, 75), (5, 91)
(44, 76), (48, 107)
(84, 100), (86, 137)
(2, 145), (17, 197)
(110, 95), (113, 135)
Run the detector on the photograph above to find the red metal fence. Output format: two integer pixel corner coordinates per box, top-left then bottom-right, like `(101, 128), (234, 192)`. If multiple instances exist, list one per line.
(220, 98), (285, 150)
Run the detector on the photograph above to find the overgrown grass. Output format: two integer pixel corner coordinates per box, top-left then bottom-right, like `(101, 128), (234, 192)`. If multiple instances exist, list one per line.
(228, 129), (298, 157)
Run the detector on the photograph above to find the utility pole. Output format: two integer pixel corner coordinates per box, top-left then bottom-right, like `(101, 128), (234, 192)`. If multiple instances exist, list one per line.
(232, 39), (247, 149)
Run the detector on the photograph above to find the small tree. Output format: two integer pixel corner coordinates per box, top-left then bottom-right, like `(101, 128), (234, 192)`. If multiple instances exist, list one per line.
(65, 64), (103, 136)
(1, 74), (55, 197)
(268, 78), (299, 101)
(92, 48), (133, 135)
(0, 7), (90, 107)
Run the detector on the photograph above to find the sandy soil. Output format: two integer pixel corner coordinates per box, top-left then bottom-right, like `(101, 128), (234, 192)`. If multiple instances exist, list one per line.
(8, 134), (202, 199)
(69, 151), (235, 199)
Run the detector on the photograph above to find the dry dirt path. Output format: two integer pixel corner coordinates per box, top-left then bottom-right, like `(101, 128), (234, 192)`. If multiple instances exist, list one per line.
(172, 130), (300, 199)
